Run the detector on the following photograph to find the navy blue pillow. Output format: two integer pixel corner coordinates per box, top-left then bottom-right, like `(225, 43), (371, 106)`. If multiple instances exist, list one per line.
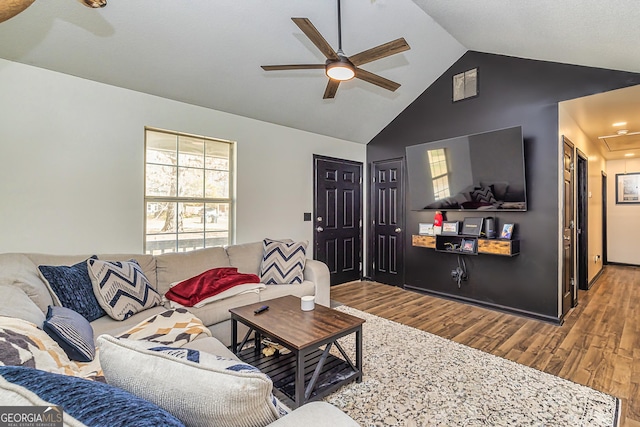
(38, 257), (106, 322)
(0, 366), (185, 427)
(43, 306), (95, 362)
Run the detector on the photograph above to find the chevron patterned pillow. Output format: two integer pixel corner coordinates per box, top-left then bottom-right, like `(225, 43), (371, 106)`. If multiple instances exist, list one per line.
(471, 186), (498, 204)
(87, 259), (161, 321)
(259, 239), (308, 285)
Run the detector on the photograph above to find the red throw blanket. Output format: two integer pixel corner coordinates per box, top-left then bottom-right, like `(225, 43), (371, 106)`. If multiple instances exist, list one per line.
(165, 267), (260, 307)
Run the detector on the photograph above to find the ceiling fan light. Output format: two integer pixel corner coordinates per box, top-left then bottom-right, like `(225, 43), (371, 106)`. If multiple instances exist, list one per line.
(0, 0), (36, 23)
(77, 0), (107, 8)
(326, 58), (355, 81)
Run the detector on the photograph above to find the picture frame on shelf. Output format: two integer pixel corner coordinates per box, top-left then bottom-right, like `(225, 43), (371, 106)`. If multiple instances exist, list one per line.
(441, 221), (460, 235)
(461, 239), (476, 253)
(418, 223), (435, 236)
(461, 217), (484, 236)
(500, 223), (514, 240)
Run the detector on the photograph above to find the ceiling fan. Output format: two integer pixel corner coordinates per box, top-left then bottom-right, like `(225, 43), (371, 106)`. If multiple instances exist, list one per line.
(261, 0), (410, 99)
(1, 0), (106, 24)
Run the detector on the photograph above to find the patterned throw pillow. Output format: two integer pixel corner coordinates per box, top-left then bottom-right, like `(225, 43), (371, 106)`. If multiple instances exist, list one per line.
(38, 256), (105, 322)
(0, 316), (102, 380)
(259, 239), (308, 285)
(97, 335), (281, 427)
(0, 366), (185, 427)
(0, 318), (72, 373)
(87, 259), (161, 321)
(116, 307), (212, 347)
(471, 186), (498, 205)
(43, 306), (95, 362)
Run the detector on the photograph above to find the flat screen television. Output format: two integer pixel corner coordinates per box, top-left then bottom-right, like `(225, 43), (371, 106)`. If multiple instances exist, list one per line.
(405, 126), (527, 211)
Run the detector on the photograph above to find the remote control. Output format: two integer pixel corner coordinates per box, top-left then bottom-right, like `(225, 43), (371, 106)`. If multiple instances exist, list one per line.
(254, 305), (269, 314)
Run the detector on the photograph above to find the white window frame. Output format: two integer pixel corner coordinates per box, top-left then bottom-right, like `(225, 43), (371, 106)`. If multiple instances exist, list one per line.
(143, 127), (235, 254)
(428, 148), (450, 200)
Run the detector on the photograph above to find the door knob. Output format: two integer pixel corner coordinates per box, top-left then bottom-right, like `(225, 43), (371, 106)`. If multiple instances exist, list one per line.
(316, 226), (324, 232)
(395, 227), (402, 233)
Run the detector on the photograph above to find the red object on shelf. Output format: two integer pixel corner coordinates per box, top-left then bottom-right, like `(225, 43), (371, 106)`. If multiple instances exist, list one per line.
(434, 211), (443, 227)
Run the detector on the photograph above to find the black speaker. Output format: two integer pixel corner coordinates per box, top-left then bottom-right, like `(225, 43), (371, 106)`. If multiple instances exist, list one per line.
(485, 217), (496, 239)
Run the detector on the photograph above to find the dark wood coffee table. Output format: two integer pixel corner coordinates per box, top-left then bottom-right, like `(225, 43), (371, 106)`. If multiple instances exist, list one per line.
(229, 295), (364, 408)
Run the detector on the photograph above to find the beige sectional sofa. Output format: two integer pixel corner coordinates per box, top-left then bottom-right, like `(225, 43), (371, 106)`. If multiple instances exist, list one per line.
(0, 241), (359, 427)
(3, 240), (330, 346)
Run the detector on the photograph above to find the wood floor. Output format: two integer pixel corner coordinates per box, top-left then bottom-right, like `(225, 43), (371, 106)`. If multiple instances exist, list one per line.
(331, 265), (640, 427)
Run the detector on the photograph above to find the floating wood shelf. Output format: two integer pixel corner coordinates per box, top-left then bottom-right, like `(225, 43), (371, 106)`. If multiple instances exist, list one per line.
(412, 235), (519, 256)
(477, 238), (519, 256)
(412, 235), (436, 248)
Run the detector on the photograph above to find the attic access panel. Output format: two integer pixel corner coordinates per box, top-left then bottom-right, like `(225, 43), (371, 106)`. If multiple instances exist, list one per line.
(601, 133), (640, 152)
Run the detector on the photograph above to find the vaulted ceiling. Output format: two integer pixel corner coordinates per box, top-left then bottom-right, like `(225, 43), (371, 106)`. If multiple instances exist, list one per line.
(1, 0), (639, 145)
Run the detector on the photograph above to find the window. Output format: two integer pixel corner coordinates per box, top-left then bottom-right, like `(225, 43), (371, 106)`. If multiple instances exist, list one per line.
(144, 128), (234, 254)
(427, 148), (450, 200)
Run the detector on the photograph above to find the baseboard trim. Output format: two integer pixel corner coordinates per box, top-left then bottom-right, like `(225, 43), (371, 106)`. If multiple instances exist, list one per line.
(606, 261), (640, 268)
(403, 285), (561, 325)
(587, 267), (605, 289)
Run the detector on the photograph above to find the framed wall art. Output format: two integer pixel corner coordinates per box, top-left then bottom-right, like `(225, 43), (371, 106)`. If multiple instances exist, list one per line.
(616, 173), (640, 204)
(441, 221), (460, 235)
(419, 223), (434, 236)
(453, 67), (478, 102)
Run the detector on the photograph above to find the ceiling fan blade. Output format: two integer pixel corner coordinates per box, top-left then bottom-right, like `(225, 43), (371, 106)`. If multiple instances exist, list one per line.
(261, 64), (325, 71)
(323, 79), (340, 99)
(355, 68), (401, 92)
(292, 18), (339, 61)
(349, 38), (410, 66)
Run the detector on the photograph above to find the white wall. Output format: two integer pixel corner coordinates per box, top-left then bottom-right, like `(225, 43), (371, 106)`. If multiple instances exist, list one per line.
(606, 158), (640, 265)
(0, 59), (366, 254)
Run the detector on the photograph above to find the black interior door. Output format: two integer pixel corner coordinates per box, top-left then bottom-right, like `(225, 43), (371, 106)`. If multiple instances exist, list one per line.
(313, 155), (362, 285)
(371, 158), (404, 287)
(562, 137), (576, 315)
(576, 150), (588, 290)
(602, 172), (608, 265)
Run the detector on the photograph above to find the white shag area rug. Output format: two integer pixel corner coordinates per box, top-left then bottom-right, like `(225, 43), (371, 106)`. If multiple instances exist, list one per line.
(324, 306), (620, 427)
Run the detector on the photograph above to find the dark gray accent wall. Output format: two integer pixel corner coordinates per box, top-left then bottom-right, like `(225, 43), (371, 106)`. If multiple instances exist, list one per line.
(367, 51), (640, 321)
